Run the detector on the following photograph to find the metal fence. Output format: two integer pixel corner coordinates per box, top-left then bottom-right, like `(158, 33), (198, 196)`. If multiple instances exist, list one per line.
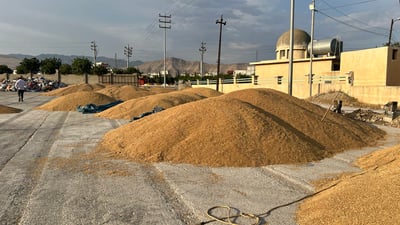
(97, 74), (138, 86)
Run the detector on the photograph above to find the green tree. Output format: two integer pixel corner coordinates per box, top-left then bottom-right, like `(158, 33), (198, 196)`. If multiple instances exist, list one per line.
(40, 57), (62, 74)
(92, 66), (108, 75)
(71, 57), (92, 75)
(18, 57), (41, 79)
(59, 64), (72, 74)
(125, 67), (140, 74)
(0, 65), (13, 74)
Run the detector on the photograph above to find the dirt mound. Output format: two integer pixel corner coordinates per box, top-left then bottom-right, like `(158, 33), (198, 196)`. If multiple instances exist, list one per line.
(0, 105), (22, 114)
(308, 91), (381, 109)
(41, 83), (106, 96)
(96, 85), (153, 101)
(98, 88), (384, 167)
(36, 91), (117, 111)
(96, 90), (209, 120)
(297, 144), (400, 225)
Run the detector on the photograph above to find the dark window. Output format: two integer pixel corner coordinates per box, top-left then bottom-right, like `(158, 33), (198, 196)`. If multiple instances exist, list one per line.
(392, 49), (398, 60)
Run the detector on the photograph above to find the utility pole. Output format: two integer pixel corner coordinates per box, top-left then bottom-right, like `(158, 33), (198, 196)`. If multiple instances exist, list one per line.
(309, 0), (316, 97)
(216, 15), (226, 92)
(199, 42), (206, 78)
(159, 13), (171, 88)
(90, 40), (98, 67)
(124, 44), (133, 68)
(389, 18), (400, 46)
(288, 0), (295, 96)
(114, 53), (117, 68)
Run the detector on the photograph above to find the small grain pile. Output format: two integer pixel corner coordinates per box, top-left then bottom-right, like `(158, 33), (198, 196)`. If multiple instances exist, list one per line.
(297, 144), (400, 225)
(96, 85), (153, 101)
(96, 87), (221, 120)
(98, 88), (384, 167)
(36, 91), (116, 111)
(41, 83), (106, 96)
(0, 105), (22, 114)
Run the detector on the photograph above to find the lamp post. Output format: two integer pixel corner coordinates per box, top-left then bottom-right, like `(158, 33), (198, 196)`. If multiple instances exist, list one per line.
(388, 17), (400, 46)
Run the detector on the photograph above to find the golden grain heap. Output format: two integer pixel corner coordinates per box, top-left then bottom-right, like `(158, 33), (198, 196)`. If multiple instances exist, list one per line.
(98, 88), (385, 167)
(297, 144), (400, 225)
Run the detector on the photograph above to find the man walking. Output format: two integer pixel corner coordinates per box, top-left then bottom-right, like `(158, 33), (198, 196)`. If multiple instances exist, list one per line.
(15, 76), (26, 102)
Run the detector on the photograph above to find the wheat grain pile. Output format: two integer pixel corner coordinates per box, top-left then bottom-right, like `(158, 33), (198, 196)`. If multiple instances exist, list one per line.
(297, 144), (400, 225)
(0, 105), (22, 114)
(98, 88), (384, 167)
(41, 83), (106, 96)
(36, 91), (117, 111)
(96, 87), (222, 120)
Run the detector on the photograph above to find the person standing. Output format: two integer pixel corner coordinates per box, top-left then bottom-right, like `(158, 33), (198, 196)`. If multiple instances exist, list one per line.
(15, 76), (27, 102)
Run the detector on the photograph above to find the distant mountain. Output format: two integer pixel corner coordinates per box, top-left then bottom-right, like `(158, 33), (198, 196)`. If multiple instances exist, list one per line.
(4, 54), (143, 69)
(0, 54), (248, 75)
(137, 57), (248, 75)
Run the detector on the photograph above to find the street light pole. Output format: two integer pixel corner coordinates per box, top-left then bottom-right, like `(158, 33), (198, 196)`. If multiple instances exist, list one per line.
(288, 0), (295, 96)
(309, 0), (316, 97)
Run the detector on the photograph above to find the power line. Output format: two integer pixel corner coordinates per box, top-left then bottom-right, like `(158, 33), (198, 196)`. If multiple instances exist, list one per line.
(318, 0), (387, 32)
(318, 0), (378, 11)
(317, 10), (388, 37)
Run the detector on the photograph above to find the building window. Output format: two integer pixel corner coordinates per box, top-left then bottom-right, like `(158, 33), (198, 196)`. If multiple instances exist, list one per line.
(280, 50), (285, 59)
(392, 49), (398, 60)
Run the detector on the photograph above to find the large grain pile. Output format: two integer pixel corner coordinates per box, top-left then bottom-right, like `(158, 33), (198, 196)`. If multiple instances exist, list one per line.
(41, 83), (106, 96)
(36, 91), (117, 111)
(0, 105), (22, 114)
(98, 88), (385, 167)
(97, 87), (222, 120)
(297, 144), (400, 225)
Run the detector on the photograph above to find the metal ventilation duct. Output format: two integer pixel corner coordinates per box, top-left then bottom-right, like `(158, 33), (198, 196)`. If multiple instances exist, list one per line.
(308, 38), (343, 56)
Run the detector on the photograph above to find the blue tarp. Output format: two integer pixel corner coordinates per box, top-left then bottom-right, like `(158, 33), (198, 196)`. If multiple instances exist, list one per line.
(77, 100), (123, 114)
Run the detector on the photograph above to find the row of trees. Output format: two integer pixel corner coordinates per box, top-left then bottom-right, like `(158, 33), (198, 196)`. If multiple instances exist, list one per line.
(0, 57), (141, 77)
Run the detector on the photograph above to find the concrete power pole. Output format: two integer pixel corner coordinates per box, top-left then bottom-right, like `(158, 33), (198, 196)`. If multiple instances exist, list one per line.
(124, 44), (133, 68)
(309, 0), (316, 97)
(90, 40), (98, 67)
(199, 42), (206, 78)
(159, 13), (171, 88)
(216, 15), (226, 92)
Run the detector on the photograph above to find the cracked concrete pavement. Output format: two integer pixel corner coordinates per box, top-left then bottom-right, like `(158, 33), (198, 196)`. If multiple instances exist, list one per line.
(1, 91), (399, 225)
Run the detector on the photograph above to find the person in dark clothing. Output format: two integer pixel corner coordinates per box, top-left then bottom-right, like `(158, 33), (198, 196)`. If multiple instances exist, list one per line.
(333, 100), (342, 114)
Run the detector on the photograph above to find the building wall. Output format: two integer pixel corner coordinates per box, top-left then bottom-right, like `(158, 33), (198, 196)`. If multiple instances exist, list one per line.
(386, 47), (400, 86)
(340, 47), (388, 86)
(253, 58), (336, 84)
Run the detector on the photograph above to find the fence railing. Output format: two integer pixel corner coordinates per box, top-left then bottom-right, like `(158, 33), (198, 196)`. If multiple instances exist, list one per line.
(191, 74), (352, 86)
(98, 74), (138, 86)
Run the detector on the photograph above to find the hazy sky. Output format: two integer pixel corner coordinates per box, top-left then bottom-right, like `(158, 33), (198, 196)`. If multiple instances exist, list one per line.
(0, 0), (399, 64)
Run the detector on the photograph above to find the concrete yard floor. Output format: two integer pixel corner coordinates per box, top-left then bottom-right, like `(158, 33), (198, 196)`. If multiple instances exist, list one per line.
(1, 91), (399, 225)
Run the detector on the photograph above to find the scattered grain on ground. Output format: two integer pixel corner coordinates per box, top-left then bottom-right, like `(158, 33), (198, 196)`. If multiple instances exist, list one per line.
(98, 88), (384, 167)
(0, 105), (22, 114)
(297, 144), (400, 225)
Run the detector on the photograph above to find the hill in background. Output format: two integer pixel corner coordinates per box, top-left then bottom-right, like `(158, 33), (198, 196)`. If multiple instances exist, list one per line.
(0, 54), (247, 75)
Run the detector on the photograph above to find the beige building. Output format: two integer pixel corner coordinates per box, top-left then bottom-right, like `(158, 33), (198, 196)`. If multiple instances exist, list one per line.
(247, 29), (400, 101)
(193, 29), (400, 104)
